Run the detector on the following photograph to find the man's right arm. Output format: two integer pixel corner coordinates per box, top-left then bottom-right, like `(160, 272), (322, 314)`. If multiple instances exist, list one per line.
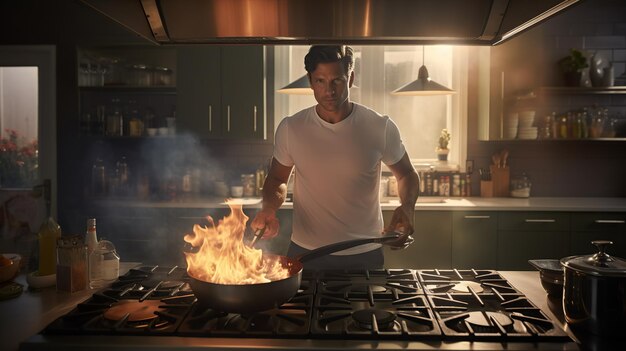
(250, 157), (293, 238)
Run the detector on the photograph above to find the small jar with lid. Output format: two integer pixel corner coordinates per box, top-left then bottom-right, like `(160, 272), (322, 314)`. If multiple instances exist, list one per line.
(241, 174), (256, 197)
(510, 173), (531, 198)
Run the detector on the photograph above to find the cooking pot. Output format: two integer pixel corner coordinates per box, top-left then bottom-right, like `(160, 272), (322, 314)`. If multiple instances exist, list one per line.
(560, 240), (626, 335)
(188, 234), (402, 313)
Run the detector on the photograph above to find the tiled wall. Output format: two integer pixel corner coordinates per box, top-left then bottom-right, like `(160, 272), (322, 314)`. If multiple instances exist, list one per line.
(467, 0), (626, 198)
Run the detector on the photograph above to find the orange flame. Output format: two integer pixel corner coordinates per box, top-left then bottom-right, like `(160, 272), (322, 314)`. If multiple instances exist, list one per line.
(184, 202), (289, 284)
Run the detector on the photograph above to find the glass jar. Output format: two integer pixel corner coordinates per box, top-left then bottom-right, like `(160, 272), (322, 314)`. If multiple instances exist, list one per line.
(153, 66), (173, 86)
(241, 174), (256, 197)
(510, 173), (532, 198)
(89, 240), (120, 289)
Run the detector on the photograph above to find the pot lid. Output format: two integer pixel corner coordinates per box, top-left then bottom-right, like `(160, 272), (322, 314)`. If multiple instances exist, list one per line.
(561, 241), (626, 277)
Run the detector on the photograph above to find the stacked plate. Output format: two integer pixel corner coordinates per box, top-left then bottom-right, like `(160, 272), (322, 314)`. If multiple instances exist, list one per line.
(518, 110), (535, 128)
(505, 112), (518, 139)
(518, 127), (538, 139)
(516, 110), (536, 139)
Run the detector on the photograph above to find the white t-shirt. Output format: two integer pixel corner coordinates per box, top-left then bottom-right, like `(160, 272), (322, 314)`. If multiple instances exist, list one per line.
(273, 103), (406, 255)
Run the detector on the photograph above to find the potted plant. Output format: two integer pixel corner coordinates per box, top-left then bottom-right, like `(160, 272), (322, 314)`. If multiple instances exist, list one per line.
(558, 48), (588, 87)
(436, 128), (451, 161)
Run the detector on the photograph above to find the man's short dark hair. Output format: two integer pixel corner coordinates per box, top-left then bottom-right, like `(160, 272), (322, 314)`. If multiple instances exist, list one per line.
(304, 45), (355, 74)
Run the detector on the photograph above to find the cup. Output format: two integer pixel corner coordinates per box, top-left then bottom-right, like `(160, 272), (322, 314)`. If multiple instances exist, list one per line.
(166, 117), (176, 135)
(230, 185), (244, 198)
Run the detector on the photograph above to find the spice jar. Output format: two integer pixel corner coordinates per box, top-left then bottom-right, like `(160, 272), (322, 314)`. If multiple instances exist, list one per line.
(56, 235), (88, 293)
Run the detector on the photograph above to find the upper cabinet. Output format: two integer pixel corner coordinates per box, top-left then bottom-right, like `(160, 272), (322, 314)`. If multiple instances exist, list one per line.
(177, 46), (267, 140)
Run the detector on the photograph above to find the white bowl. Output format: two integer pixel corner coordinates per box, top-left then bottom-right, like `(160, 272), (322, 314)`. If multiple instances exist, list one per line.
(519, 110), (536, 119)
(26, 271), (57, 289)
(230, 186), (244, 197)
(146, 128), (157, 136)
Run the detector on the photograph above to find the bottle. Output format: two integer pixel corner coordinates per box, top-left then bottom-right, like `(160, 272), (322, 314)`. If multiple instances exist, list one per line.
(452, 174), (461, 197)
(116, 156), (129, 196)
(91, 158), (106, 196)
(85, 218), (101, 289)
(255, 164), (266, 196)
(85, 218), (98, 254)
(38, 217), (61, 276)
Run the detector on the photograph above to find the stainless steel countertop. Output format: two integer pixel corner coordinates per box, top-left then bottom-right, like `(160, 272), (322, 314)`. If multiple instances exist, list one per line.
(3, 268), (592, 351)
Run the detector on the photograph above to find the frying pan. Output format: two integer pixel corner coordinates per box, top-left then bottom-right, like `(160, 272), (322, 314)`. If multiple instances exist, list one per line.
(187, 234), (401, 313)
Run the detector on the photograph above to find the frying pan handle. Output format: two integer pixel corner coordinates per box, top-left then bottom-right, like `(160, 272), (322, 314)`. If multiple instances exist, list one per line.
(295, 233), (402, 263)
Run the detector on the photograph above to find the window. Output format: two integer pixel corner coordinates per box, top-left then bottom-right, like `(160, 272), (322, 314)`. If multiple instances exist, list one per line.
(0, 66), (39, 188)
(274, 45), (473, 170)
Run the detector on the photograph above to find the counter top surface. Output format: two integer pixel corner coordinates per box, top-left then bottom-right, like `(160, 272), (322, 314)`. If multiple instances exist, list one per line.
(4, 267), (620, 351)
(91, 197), (626, 212)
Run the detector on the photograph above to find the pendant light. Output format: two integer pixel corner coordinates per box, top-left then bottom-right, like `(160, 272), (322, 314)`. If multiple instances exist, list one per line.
(277, 74), (359, 95)
(391, 47), (455, 96)
(276, 74), (312, 95)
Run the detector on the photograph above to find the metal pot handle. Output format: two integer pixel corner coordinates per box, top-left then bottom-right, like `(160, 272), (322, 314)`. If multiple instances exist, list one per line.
(295, 233), (402, 263)
(591, 240), (614, 263)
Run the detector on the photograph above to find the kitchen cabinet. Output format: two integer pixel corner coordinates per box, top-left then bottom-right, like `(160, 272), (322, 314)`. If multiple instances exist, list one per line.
(383, 211), (452, 269)
(77, 46), (178, 137)
(451, 211), (498, 268)
(570, 212), (626, 257)
(497, 212), (570, 270)
(177, 46), (266, 140)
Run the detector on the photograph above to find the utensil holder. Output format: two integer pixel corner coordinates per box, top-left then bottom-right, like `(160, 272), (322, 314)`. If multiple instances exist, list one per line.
(490, 166), (510, 197)
(480, 180), (493, 197)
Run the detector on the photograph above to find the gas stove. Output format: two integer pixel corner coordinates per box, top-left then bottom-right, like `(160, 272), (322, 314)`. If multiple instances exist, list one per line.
(22, 266), (577, 350)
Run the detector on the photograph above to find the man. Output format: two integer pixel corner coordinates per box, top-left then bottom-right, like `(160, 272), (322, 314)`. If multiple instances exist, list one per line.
(251, 45), (419, 270)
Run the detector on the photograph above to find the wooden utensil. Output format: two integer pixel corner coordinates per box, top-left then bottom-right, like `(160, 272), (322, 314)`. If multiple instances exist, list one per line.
(501, 149), (509, 168)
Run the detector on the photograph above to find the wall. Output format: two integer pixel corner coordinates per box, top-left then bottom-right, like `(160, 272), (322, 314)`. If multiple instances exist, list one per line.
(467, 0), (626, 197)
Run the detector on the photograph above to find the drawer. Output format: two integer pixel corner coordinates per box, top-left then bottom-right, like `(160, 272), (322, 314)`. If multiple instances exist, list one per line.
(498, 212), (570, 231)
(570, 212), (626, 232)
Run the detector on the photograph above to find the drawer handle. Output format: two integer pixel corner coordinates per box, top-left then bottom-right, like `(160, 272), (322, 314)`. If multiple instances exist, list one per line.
(595, 219), (625, 224)
(525, 219), (556, 223)
(253, 105), (257, 132)
(227, 105), (231, 132)
(464, 215), (491, 219)
(208, 105), (212, 132)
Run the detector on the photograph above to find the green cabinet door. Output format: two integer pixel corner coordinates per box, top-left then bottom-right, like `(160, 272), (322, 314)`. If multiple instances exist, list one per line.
(452, 212), (498, 269)
(220, 46), (266, 139)
(570, 212), (626, 257)
(383, 211), (452, 269)
(177, 47), (221, 137)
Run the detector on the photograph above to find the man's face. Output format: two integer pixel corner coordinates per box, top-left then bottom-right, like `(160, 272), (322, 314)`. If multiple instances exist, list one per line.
(308, 61), (353, 114)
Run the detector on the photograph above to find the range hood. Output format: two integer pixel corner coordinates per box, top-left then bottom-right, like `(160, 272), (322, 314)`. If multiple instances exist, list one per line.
(81, 0), (581, 46)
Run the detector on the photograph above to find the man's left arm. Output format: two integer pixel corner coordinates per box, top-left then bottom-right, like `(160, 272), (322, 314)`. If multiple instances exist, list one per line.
(386, 152), (420, 248)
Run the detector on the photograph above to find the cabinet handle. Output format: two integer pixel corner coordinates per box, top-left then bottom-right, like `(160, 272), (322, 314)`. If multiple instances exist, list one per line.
(227, 105), (231, 132)
(524, 219), (556, 223)
(464, 215), (491, 219)
(595, 219), (625, 224)
(208, 105), (212, 132)
(253, 105), (257, 132)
